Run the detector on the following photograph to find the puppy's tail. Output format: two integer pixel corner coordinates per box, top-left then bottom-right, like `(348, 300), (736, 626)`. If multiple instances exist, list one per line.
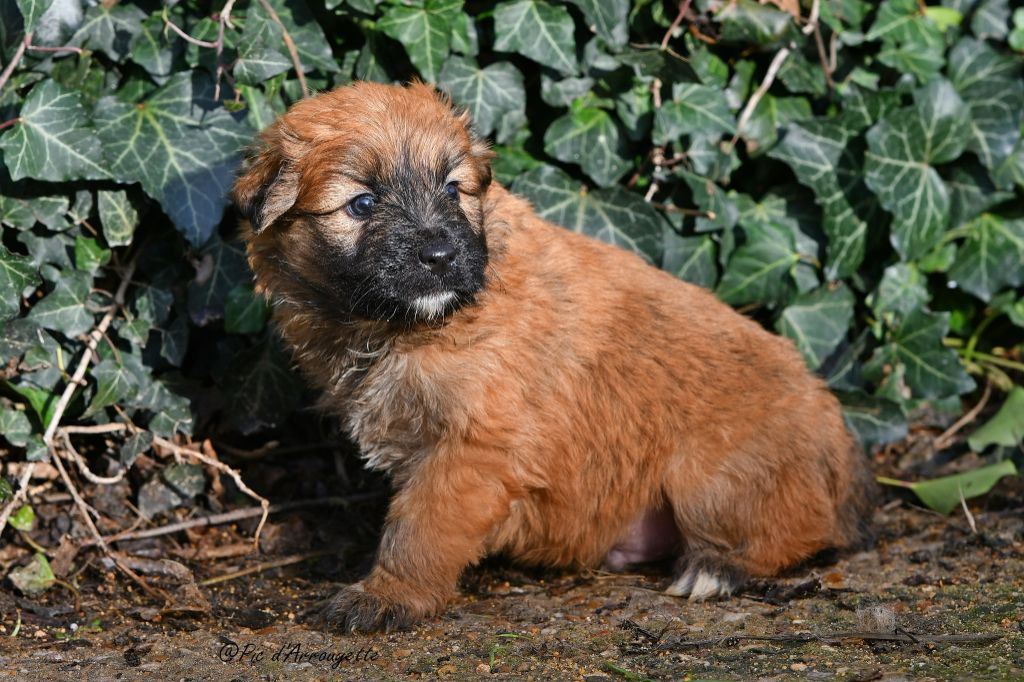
(834, 439), (879, 551)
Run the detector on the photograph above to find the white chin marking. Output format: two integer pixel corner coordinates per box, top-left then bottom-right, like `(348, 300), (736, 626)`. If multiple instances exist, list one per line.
(665, 568), (732, 601)
(412, 291), (455, 320)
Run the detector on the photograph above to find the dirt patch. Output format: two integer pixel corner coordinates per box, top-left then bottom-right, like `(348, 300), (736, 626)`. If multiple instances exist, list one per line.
(1, 493), (1022, 681)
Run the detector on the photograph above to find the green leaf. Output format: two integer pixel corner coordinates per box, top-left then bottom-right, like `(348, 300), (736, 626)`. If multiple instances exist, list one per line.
(131, 13), (178, 84)
(187, 237), (250, 326)
(74, 236), (111, 273)
(450, 11), (479, 55)
(512, 165), (664, 263)
(97, 190), (138, 247)
(438, 57), (524, 138)
(565, 0), (629, 48)
(968, 386), (1024, 450)
(838, 391), (908, 449)
(233, 7), (293, 86)
(26, 270), (93, 337)
(494, 0), (578, 76)
(8, 553), (56, 596)
(716, 222), (799, 307)
(865, 79), (970, 260)
(970, 0), (1010, 40)
(0, 245), (39, 321)
(69, 3), (147, 62)
(0, 80), (110, 182)
(716, 0), (794, 45)
(741, 95), (811, 155)
(662, 232), (717, 289)
(948, 215), (1024, 300)
(0, 194), (69, 232)
(379, 0), (462, 82)
(876, 310), (976, 399)
(948, 161), (1014, 227)
(878, 459), (1018, 514)
(653, 83), (735, 144)
(8, 504), (35, 531)
(93, 72), (251, 247)
(225, 341), (302, 435)
(9, 384), (58, 428)
(923, 6), (962, 31)
(776, 285), (855, 370)
(770, 120), (877, 279)
(16, 0), (49, 33)
(869, 263), (928, 316)
(543, 105), (630, 187)
(0, 409), (32, 447)
(947, 38), (1024, 171)
(224, 284), (270, 334)
(867, 0), (946, 79)
(84, 355), (144, 418)
(244, 0), (339, 74)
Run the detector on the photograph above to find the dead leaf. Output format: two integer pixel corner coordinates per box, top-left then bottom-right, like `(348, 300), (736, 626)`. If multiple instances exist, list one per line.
(761, 0), (800, 19)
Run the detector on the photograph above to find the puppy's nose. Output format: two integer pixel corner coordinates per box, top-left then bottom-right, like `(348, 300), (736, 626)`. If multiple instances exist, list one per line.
(418, 241), (457, 274)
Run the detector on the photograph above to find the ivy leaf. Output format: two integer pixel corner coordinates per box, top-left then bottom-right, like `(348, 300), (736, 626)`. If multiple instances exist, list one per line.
(438, 57), (525, 138)
(543, 105), (630, 187)
(770, 120), (877, 279)
(512, 165), (663, 263)
(874, 310), (975, 399)
(865, 79), (970, 260)
(878, 459), (1017, 515)
(26, 270), (93, 337)
(838, 391), (908, 449)
(97, 190), (138, 247)
(662, 232), (718, 289)
(947, 38), (1024, 171)
(69, 3), (147, 62)
(225, 284), (270, 334)
(93, 72), (251, 247)
(0, 194), (69, 232)
(74, 236), (111, 273)
(565, 0), (629, 48)
(84, 355), (145, 418)
(948, 215), (1024, 300)
(187, 237), (250, 326)
(948, 160), (1014, 227)
(653, 83), (735, 144)
(131, 13), (179, 84)
(8, 553), (55, 597)
(867, 0), (945, 81)
(233, 6), (293, 86)
(0, 80), (110, 183)
(494, 0), (578, 76)
(967, 386), (1024, 450)
(716, 0), (795, 45)
(776, 285), (855, 370)
(378, 0), (462, 82)
(0, 409), (32, 447)
(225, 340), (302, 435)
(716, 222), (799, 307)
(0, 245), (39, 321)
(244, 0), (339, 74)
(16, 0), (48, 33)
(971, 0), (1010, 40)
(870, 263), (929, 317)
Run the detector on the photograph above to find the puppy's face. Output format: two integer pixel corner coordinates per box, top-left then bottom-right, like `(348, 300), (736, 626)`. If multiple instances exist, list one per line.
(234, 83), (493, 325)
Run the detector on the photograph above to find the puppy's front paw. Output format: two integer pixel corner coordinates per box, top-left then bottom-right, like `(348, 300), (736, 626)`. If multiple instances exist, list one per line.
(665, 554), (746, 601)
(322, 583), (414, 633)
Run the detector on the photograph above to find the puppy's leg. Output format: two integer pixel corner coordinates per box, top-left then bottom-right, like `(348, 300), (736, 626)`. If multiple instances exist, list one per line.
(324, 453), (512, 632)
(664, 551), (747, 601)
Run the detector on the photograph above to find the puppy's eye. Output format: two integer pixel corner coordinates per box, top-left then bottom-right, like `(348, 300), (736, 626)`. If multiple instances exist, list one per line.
(347, 193), (376, 219)
(444, 181), (459, 201)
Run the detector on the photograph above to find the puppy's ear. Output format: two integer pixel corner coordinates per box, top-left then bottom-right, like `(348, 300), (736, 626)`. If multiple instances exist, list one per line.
(456, 109), (494, 192)
(232, 136), (299, 234)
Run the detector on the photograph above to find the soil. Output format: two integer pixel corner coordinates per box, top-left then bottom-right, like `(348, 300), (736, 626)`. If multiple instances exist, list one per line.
(1, 450), (1022, 681)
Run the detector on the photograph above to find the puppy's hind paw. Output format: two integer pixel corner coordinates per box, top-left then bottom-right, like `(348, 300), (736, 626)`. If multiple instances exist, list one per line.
(321, 582), (414, 633)
(665, 568), (733, 601)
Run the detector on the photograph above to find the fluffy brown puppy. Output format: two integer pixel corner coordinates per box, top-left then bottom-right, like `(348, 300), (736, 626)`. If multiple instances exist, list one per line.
(232, 81), (875, 633)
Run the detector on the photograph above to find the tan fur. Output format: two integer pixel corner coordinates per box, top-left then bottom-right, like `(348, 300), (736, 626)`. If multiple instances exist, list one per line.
(234, 82), (874, 632)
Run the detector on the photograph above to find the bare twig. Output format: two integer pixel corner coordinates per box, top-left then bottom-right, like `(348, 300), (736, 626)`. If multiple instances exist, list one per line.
(660, 0), (692, 51)
(199, 550), (336, 586)
(49, 444), (107, 551)
(0, 261), (136, 535)
(152, 437), (270, 550)
(933, 381), (992, 451)
(27, 44), (84, 55)
(60, 431), (127, 486)
(802, 0), (821, 34)
(161, 10), (219, 48)
(729, 42), (794, 148)
(87, 493), (383, 546)
(664, 631), (1003, 649)
(61, 423), (130, 435)
(257, 0), (308, 98)
(0, 32), (31, 93)
(959, 484), (978, 534)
